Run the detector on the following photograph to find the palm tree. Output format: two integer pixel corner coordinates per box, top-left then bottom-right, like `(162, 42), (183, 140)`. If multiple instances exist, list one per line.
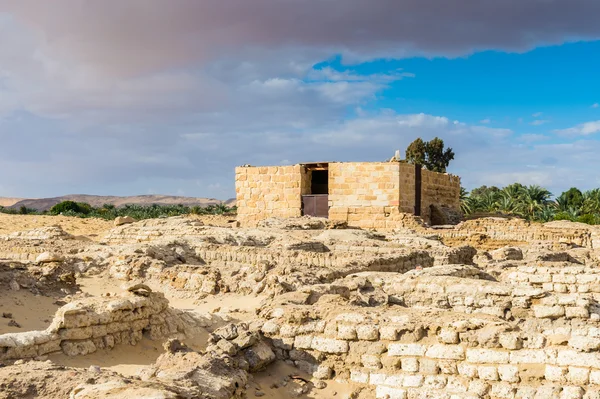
(535, 206), (556, 222)
(553, 194), (570, 212)
(521, 185), (552, 219)
(583, 189), (600, 214)
(496, 195), (522, 216)
(477, 191), (501, 213)
(502, 183), (526, 201)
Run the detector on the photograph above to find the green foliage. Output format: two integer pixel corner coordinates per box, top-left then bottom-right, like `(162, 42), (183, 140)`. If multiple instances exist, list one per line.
(577, 214), (598, 225)
(405, 137), (455, 173)
(558, 187), (584, 211)
(1, 202), (236, 221)
(50, 201), (93, 215)
(554, 211), (574, 221)
(461, 182), (600, 226)
(405, 138), (427, 166)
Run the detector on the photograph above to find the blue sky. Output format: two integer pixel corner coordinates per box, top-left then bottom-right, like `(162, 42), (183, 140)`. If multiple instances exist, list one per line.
(1, 1), (600, 199)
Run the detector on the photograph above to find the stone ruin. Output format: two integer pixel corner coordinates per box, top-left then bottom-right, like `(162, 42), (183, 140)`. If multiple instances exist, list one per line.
(1, 215), (600, 398)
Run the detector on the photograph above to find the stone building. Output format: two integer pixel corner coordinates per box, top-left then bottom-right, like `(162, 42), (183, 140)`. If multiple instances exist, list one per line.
(235, 161), (461, 228)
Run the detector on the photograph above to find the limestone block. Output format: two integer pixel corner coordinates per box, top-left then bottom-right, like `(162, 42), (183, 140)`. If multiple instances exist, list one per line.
(402, 374), (424, 388)
(61, 340), (97, 357)
(350, 370), (369, 384)
(375, 386), (407, 399)
(499, 333), (523, 350)
(401, 358), (419, 372)
(424, 375), (447, 390)
(337, 324), (358, 340)
(311, 337), (349, 354)
(362, 354), (382, 370)
(388, 343), (426, 357)
(510, 350), (548, 364)
(294, 335), (313, 350)
(545, 365), (567, 383)
(369, 373), (387, 385)
(458, 363), (478, 378)
(569, 336), (600, 352)
(419, 358), (440, 375)
(478, 365), (499, 381)
(356, 325), (379, 341)
(561, 387), (584, 399)
(439, 328), (460, 344)
(498, 365), (520, 383)
(591, 370), (600, 385)
(425, 344), (465, 360)
(567, 367), (590, 385)
(466, 349), (510, 364)
(491, 383), (516, 399)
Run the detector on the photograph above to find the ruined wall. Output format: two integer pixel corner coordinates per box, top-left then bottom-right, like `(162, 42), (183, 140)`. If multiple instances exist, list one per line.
(235, 165), (303, 227)
(260, 291), (600, 399)
(420, 169), (461, 224)
(440, 218), (596, 249)
(0, 291), (201, 361)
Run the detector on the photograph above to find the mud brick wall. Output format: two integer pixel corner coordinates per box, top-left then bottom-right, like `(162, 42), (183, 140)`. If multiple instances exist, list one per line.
(235, 165), (303, 227)
(0, 292), (196, 361)
(420, 169), (461, 224)
(259, 306), (600, 399)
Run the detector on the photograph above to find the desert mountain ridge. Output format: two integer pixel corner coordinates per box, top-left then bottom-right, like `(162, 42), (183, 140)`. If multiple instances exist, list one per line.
(1, 194), (236, 212)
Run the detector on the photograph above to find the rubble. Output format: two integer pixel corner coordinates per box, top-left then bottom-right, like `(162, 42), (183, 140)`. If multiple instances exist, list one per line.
(1, 214), (600, 398)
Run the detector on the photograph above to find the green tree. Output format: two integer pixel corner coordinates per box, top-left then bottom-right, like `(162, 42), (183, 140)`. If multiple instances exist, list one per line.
(405, 138), (426, 166)
(424, 137), (455, 173)
(556, 187), (583, 212)
(405, 137), (455, 173)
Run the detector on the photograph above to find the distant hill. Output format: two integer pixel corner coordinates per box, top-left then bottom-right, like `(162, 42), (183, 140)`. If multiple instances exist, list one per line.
(0, 198), (26, 207)
(4, 195), (236, 212)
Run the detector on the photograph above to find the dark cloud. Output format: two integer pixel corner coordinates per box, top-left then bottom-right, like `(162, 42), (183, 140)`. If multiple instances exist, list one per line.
(2, 0), (600, 77)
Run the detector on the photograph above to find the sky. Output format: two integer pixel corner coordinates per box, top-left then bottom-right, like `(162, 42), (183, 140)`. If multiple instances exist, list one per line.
(1, 1), (600, 200)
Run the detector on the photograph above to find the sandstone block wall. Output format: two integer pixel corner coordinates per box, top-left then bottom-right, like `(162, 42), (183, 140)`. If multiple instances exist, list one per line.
(236, 162), (461, 228)
(0, 292), (195, 361)
(420, 168), (461, 224)
(235, 165), (303, 226)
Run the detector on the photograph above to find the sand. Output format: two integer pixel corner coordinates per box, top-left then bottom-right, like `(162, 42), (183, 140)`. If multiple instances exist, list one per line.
(0, 290), (61, 334)
(0, 214), (113, 240)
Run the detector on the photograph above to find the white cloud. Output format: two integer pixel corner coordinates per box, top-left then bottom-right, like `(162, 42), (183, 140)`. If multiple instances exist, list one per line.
(532, 112), (543, 118)
(530, 119), (550, 126)
(480, 118), (491, 124)
(593, 103), (599, 108)
(554, 120), (600, 136)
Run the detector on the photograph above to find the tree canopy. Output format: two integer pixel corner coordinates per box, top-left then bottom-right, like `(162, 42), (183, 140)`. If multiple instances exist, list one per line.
(405, 137), (455, 173)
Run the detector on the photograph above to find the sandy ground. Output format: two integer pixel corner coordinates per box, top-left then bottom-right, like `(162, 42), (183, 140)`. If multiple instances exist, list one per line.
(252, 361), (358, 398)
(0, 291), (61, 334)
(0, 214), (113, 239)
(0, 214), (234, 240)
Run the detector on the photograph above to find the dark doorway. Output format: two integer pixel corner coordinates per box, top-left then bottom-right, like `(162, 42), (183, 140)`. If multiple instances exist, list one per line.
(302, 165), (329, 218)
(311, 170), (329, 194)
(414, 164), (422, 216)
